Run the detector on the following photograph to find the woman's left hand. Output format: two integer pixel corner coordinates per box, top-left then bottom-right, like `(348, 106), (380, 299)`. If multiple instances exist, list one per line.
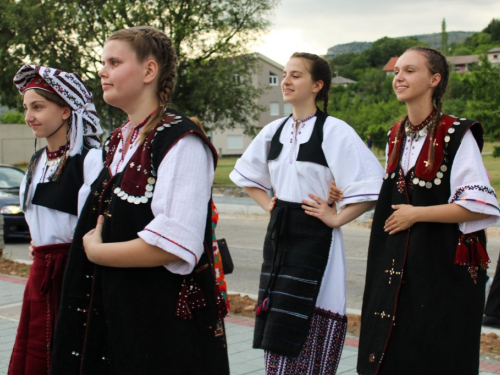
(385, 204), (417, 234)
(302, 194), (338, 228)
(83, 215), (104, 263)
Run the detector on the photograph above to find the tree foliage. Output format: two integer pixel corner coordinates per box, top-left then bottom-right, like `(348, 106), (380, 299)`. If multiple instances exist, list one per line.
(0, 0), (278, 132)
(327, 21), (500, 147)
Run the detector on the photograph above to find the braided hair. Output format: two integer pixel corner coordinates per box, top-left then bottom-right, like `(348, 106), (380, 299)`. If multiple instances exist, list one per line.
(107, 26), (177, 143)
(291, 52), (331, 114)
(388, 47), (450, 169)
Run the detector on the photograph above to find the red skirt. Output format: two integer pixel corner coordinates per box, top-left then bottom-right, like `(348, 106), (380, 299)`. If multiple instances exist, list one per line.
(8, 243), (70, 375)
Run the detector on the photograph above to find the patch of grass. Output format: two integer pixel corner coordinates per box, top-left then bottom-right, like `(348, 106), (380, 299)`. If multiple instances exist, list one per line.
(212, 143), (500, 194)
(214, 157), (237, 185)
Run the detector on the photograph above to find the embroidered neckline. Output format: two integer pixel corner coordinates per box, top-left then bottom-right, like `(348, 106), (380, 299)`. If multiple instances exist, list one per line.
(46, 144), (68, 160)
(115, 111), (156, 174)
(289, 113), (316, 164)
(404, 109), (435, 141)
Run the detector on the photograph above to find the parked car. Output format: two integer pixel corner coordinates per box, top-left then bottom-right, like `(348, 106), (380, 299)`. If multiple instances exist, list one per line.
(0, 165), (30, 240)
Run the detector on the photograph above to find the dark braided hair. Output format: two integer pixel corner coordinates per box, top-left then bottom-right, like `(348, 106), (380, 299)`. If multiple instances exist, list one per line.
(107, 26), (177, 143)
(291, 52), (331, 113)
(388, 47), (449, 169)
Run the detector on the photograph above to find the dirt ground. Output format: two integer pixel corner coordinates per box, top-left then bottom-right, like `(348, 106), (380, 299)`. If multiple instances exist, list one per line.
(1, 257), (499, 358)
(0, 256), (31, 278)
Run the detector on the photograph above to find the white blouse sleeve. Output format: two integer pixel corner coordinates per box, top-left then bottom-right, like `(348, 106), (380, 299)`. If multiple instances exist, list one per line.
(229, 119), (284, 191)
(323, 118), (385, 209)
(449, 130), (500, 233)
(78, 148), (103, 217)
(138, 134), (214, 275)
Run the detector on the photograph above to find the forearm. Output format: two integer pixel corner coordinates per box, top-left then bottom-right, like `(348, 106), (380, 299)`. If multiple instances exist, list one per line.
(87, 238), (181, 267)
(243, 186), (272, 213)
(413, 203), (490, 224)
(332, 201), (376, 227)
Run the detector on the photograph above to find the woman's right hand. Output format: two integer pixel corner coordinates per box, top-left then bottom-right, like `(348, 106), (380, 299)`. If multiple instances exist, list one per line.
(268, 196), (277, 213)
(28, 241), (35, 260)
(328, 182), (343, 203)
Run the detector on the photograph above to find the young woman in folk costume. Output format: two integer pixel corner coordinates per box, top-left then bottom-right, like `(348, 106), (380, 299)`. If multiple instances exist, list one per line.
(9, 65), (103, 375)
(229, 53), (384, 374)
(50, 26), (229, 375)
(348, 47), (499, 374)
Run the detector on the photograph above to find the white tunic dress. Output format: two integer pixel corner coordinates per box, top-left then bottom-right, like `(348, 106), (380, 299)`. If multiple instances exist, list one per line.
(20, 148), (102, 246)
(230, 115), (385, 316)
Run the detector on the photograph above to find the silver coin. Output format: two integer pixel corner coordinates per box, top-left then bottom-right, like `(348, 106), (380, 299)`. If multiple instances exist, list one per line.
(391, 173), (396, 179)
(426, 182), (432, 189)
(434, 178), (442, 185)
(121, 193), (128, 200)
(145, 191), (153, 198)
(384, 173), (389, 179)
(440, 165), (448, 172)
(413, 178), (419, 185)
(453, 121), (460, 125)
(444, 135), (450, 143)
(127, 196), (135, 203)
(118, 190), (125, 197)
(148, 177), (156, 184)
(140, 196), (148, 204)
(134, 197), (141, 205)
(448, 128), (455, 134)
(419, 180), (425, 187)
(436, 172), (443, 178)
(157, 126), (165, 131)
(146, 184), (154, 192)
(460, 118), (466, 121)
(113, 187), (121, 194)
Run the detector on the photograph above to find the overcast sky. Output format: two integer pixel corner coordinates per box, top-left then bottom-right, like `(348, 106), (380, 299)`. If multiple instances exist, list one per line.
(252, 0), (500, 65)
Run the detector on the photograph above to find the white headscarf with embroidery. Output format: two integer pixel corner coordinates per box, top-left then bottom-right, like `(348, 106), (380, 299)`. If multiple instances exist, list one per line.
(14, 64), (102, 156)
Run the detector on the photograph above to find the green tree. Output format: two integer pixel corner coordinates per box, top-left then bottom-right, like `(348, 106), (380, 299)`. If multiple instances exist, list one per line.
(0, 110), (25, 124)
(363, 37), (423, 67)
(0, 0), (278, 133)
(441, 18), (448, 54)
(463, 56), (500, 140)
(484, 18), (500, 42)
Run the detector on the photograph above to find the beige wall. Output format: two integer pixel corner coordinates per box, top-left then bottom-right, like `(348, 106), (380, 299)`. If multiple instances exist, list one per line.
(0, 124), (46, 165)
(211, 54), (288, 156)
(488, 51), (500, 66)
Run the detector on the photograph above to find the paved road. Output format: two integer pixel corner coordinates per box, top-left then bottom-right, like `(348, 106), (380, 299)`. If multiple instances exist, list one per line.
(4, 214), (500, 312)
(215, 214), (500, 310)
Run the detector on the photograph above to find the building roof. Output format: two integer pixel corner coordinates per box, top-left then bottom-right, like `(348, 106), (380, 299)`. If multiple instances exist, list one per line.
(383, 56), (399, 72)
(253, 53), (284, 70)
(446, 55), (478, 65)
(331, 76), (356, 85)
(488, 47), (500, 53)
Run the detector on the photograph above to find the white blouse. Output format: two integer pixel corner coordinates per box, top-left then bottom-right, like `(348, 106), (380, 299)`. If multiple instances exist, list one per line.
(230, 115), (384, 208)
(109, 122), (214, 275)
(394, 128), (499, 233)
(20, 148), (102, 247)
(230, 115), (385, 315)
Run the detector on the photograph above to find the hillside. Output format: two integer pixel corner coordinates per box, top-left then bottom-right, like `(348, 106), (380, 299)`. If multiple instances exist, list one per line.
(326, 31), (475, 57)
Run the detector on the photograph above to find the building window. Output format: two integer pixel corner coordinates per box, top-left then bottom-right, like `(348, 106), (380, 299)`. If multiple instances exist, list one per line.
(227, 135), (243, 150)
(269, 73), (278, 86)
(234, 74), (241, 84)
(494, 54), (499, 60)
(283, 103), (292, 116)
(270, 102), (279, 116)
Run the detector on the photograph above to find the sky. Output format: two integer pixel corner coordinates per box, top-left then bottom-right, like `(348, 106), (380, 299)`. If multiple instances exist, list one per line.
(252, 0), (500, 66)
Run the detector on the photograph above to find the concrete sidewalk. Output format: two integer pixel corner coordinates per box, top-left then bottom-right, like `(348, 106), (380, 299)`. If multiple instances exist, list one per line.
(1, 275), (500, 374)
